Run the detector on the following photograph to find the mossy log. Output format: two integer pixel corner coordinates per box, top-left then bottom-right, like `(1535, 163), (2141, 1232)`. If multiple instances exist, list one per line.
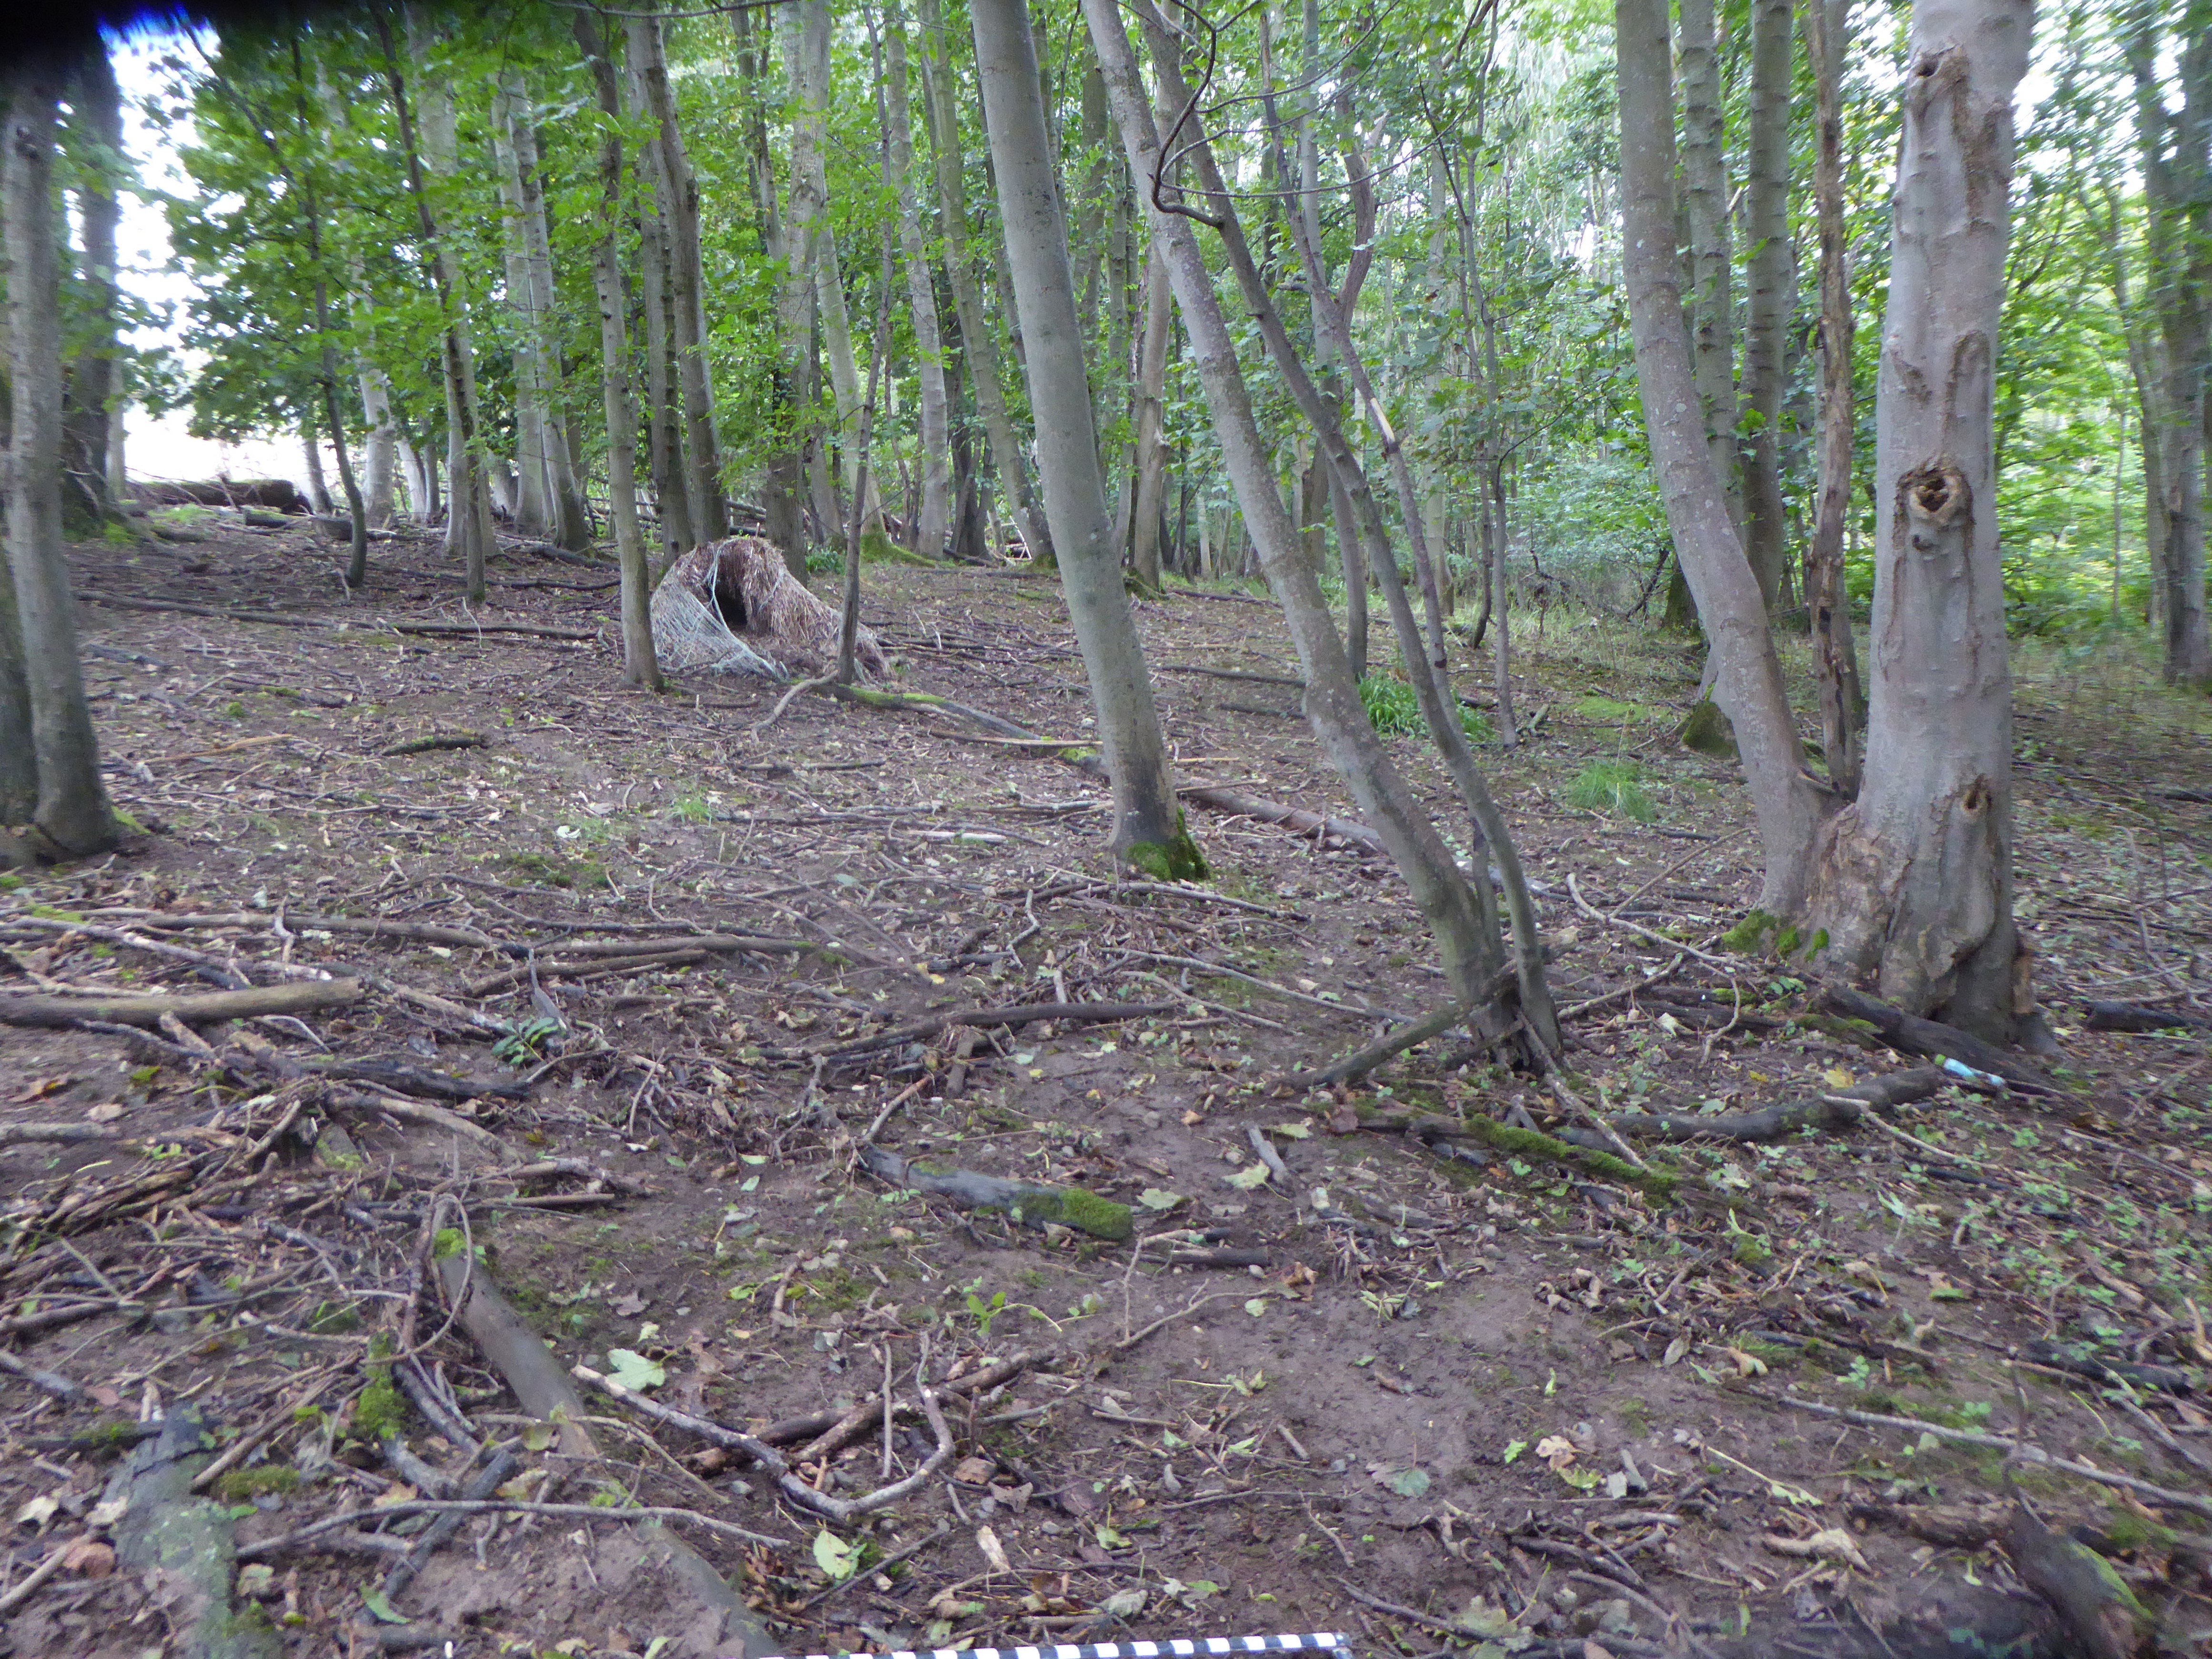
(104, 1406), (280, 1659)
(1354, 1103), (1678, 1201)
(857, 1145), (1134, 1239)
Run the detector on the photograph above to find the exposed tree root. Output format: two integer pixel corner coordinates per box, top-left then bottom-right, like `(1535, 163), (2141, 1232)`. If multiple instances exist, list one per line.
(1819, 985), (2055, 1093)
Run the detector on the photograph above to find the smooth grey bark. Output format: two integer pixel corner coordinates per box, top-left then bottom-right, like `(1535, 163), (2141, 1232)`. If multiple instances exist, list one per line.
(0, 552), (32, 835)
(1802, 0), (2035, 1039)
(971, 0), (1187, 867)
(1084, 0), (1511, 1016)
(842, 229), (895, 683)
(385, 9), (493, 603)
(884, 4), (952, 558)
(763, 0), (816, 577)
(490, 76), (555, 541)
(1616, 0), (1829, 916)
(2123, 0), (2212, 687)
(3, 62), (117, 861)
(505, 94), (595, 550)
(576, 16), (664, 691)
(1805, 0), (1862, 796)
(1677, 0), (1741, 537)
(916, 0), (1056, 568)
(630, 9), (727, 540)
(1738, 0), (1796, 609)
(624, 32), (696, 569)
(357, 361), (397, 528)
(61, 41), (123, 533)
(1126, 241), (1172, 591)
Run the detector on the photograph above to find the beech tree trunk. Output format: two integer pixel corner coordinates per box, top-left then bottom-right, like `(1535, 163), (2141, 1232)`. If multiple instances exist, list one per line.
(1084, 0), (1517, 1023)
(624, 33), (695, 570)
(1802, 0), (2035, 1041)
(60, 42), (123, 535)
(884, 4), (952, 558)
(1677, 0), (1741, 541)
(575, 16), (663, 692)
(970, 0), (1190, 871)
(506, 94), (595, 550)
(490, 76), (556, 541)
(631, 10), (727, 541)
(1805, 0), (1863, 796)
(2124, 6), (2212, 688)
(1738, 0), (1795, 609)
(3, 58), (117, 862)
(916, 0), (1057, 568)
(1615, 0), (1830, 917)
(1127, 243), (1172, 592)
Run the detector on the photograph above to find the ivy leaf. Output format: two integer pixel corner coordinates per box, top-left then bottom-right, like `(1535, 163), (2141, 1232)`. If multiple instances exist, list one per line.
(1390, 1467), (1432, 1497)
(607, 1349), (666, 1391)
(813, 1528), (859, 1582)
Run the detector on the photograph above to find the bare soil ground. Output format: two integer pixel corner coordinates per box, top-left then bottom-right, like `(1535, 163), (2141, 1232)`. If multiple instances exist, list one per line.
(3, 516), (2210, 1659)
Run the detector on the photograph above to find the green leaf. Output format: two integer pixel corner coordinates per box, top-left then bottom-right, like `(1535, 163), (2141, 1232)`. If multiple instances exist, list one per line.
(813, 1528), (859, 1582)
(1138, 1188), (1186, 1211)
(1503, 1439), (1528, 1465)
(607, 1349), (666, 1391)
(1391, 1467), (1432, 1497)
(361, 1590), (408, 1625)
(1226, 1162), (1271, 1190)
(1244, 1297), (1270, 1317)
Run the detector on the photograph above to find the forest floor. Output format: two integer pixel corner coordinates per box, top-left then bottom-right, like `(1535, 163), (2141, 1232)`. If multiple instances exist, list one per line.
(3, 514), (2212, 1659)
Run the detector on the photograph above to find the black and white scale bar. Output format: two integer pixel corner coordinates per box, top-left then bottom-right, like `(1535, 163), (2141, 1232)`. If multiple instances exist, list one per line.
(758, 1630), (1347, 1659)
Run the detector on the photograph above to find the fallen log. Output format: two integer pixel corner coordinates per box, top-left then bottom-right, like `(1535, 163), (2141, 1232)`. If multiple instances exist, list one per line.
(140, 477), (306, 514)
(1351, 1102), (1679, 1202)
(857, 1144), (1135, 1240)
(430, 1250), (775, 1651)
(0, 979), (363, 1030)
(2084, 1000), (2212, 1033)
(102, 1406), (279, 1658)
(1819, 986), (2055, 1093)
(1586, 1066), (1951, 1144)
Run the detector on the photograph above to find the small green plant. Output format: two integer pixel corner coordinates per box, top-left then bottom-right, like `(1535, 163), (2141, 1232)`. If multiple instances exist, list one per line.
(1566, 760), (1654, 821)
(962, 1277), (1008, 1341)
(493, 1016), (564, 1067)
(1360, 675), (1492, 745)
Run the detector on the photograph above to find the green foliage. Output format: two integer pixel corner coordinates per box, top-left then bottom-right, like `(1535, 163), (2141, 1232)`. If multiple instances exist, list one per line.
(1360, 675), (1491, 746)
(1565, 760), (1653, 821)
(493, 1017), (563, 1066)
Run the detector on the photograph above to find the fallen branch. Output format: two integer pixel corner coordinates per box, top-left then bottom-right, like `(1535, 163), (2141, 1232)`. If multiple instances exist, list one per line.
(383, 731), (487, 756)
(857, 1145), (1133, 1240)
(779, 998), (1174, 1060)
(236, 1497), (787, 1560)
(1818, 985), (2055, 1093)
(0, 979), (363, 1030)
(1569, 873), (1735, 970)
(1353, 1103), (1678, 1200)
(1768, 1395), (2212, 1519)
(0, 1122), (126, 1148)
(330, 1091), (519, 1162)
(1588, 1067), (1950, 1144)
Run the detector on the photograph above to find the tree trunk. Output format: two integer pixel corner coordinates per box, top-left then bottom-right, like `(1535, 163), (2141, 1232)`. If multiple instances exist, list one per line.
(3, 59), (117, 861)
(1127, 241), (1173, 592)
(490, 76), (555, 541)
(1805, 0), (1863, 797)
(357, 363), (397, 528)
(630, 9), (727, 541)
(916, 0), (1057, 569)
(382, 9), (493, 603)
(1738, 0), (1795, 611)
(623, 35), (696, 572)
(575, 16), (664, 692)
(2124, 7), (2212, 688)
(970, 0), (1191, 873)
(884, 4), (952, 558)
(1615, 0), (1829, 916)
(1085, 0), (1523, 1027)
(1677, 0), (1741, 546)
(1802, 0), (2035, 1041)
(506, 95), (594, 551)
(60, 41), (123, 536)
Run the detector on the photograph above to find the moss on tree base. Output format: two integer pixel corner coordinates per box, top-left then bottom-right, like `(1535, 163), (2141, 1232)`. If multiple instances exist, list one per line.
(1126, 809), (1209, 882)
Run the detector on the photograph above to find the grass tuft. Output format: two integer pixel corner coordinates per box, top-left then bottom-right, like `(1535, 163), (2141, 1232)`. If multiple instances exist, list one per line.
(1360, 675), (1492, 745)
(1566, 759), (1654, 821)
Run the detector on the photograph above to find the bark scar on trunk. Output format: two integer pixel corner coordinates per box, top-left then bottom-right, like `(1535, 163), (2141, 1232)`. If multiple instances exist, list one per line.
(1902, 460), (1969, 539)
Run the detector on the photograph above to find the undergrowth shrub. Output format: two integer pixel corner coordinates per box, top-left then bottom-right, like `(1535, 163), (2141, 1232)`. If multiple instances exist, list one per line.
(1566, 759), (1653, 821)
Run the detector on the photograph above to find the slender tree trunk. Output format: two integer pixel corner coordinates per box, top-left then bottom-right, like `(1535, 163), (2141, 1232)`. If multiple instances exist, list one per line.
(3, 59), (116, 861)
(1737, 0), (1796, 610)
(916, 0), (1057, 568)
(2124, 5), (2212, 687)
(1086, 0), (1530, 1030)
(490, 77), (555, 541)
(0, 547), (32, 838)
(971, 0), (1192, 871)
(1127, 242), (1173, 592)
(506, 97), (594, 551)
(381, 10), (492, 603)
(1805, 0), (1862, 796)
(301, 417), (333, 518)
(1803, 0), (2036, 1040)
(60, 42), (123, 535)
(630, 8), (727, 540)
(1616, 0), (1829, 916)
(884, 4), (952, 558)
(624, 36), (696, 570)
(575, 16), (663, 691)
(1677, 0), (1741, 545)
(357, 363), (397, 528)
(842, 231), (896, 683)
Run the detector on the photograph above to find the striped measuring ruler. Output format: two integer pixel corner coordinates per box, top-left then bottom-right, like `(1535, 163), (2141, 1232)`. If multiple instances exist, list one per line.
(761, 1632), (1349, 1659)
